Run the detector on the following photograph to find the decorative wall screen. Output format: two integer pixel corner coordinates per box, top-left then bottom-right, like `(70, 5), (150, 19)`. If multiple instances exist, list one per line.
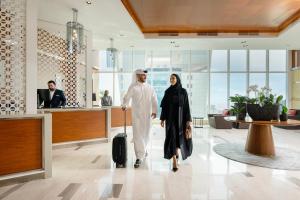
(0, 0), (26, 115)
(37, 27), (87, 107)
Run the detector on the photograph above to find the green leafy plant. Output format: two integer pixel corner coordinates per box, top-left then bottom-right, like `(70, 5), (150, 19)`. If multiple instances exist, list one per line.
(281, 105), (288, 114)
(230, 105), (245, 115)
(229, 95), (247, 117)
(229, 95), (248, 105)
(246, 98), (257, 104)
(276, 95), (283, 104)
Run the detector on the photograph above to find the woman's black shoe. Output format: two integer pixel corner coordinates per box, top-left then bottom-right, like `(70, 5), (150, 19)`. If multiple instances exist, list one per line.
(172, 167), (178, 172)
(176, 155), (179, 159)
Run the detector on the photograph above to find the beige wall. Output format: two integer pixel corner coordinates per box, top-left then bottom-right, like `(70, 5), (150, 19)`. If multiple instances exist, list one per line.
(291, 69), (300, 109)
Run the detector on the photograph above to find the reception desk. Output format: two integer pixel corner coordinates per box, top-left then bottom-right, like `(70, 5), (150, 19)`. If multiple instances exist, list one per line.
(39, 108), (111, 144)
(0, 114), (52, 184)
(110, 106), (132, 128)
(0, 107), (130, 184)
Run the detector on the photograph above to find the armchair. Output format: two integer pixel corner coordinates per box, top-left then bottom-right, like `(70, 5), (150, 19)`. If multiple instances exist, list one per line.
(208, 114), (232, 129)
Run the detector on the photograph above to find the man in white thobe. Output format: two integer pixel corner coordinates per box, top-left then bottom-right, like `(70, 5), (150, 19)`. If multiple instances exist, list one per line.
(122, 69), (158, 168)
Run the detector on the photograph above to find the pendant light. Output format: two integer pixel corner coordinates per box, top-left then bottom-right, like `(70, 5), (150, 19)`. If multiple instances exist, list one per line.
(66, 8), (84, 53)
(106, 38), (118, 69)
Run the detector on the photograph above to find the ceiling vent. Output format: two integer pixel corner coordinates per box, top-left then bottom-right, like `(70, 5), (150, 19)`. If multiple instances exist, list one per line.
(197, 32), (218, 36)
(238, 32), (259, 36)
(158, 32), (179, 36)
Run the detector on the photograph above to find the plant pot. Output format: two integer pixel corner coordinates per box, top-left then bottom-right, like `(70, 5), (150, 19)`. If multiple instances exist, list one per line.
(280, 113), (288, 121)
(236, 113), (246, 121)
(233, 103), (246, 120)
(246, 104), (280, 121)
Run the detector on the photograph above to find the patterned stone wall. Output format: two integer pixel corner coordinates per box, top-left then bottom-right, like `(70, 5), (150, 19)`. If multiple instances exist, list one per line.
(0, 0), (26, 115)
(37, 28), (86, 107)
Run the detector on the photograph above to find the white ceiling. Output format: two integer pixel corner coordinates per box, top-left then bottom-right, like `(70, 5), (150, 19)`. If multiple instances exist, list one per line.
(38, 0), (300, 50)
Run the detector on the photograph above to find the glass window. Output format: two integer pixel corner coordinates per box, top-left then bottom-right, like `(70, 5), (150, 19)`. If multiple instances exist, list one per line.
(171, 50), (189, 65)
(180, 72), (190, 91)
(250, 50), (266, 71)
(191, 50), (209, 72)
(230, 73), (247, 96)
(269, 50), (286, 72)
(269, 73), (286, 99)
(151, 72), (170, 115)
(99, 51), (108, 70)
(171, 50), (189, 72)
(152, 51), (171, 68)
(211, 50), (228, 72)
(99, 73), (114, 103)
(189, 73), (209, 117)
(97, 49), (288, 117)
(115, 73), (132, 106)
(145, 51), (152, 67)
(249, 73), (266, 96)
(230, 50), (247, 72)
(118, 51), (132, 72)
(210, 73), (228, 113)
(133, 50), (145, 71)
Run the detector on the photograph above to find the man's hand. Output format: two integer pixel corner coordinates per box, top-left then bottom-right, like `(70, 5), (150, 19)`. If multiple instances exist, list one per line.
(160, 120), (165, 128)
(151, 113), (156, 119)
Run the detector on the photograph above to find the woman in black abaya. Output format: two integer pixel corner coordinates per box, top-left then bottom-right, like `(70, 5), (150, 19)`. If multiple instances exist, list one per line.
(160, 74), (193, 172)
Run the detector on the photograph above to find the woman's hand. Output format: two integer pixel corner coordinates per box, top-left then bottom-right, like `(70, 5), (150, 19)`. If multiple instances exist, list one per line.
(186, 121), (192, 127)
(161, 120), (165, 128)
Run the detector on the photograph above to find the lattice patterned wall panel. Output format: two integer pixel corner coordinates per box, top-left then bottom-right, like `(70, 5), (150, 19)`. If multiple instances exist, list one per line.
(0, 0), (26, 115)
(37, 28), (86, 107)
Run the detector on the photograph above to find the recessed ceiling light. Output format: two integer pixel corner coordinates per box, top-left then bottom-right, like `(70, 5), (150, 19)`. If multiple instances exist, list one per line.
(86, 1), (92, 5)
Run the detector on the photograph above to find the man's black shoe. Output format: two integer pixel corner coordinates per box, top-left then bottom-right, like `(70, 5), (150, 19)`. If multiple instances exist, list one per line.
(134, 159), (141, 168)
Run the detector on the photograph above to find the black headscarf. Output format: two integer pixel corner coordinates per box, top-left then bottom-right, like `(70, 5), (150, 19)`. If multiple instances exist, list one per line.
(161, 74), (183, 107)
(168, 74), (182, 93)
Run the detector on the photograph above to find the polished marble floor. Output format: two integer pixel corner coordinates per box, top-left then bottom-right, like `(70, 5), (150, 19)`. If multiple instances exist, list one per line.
(1, 126), (300, 200)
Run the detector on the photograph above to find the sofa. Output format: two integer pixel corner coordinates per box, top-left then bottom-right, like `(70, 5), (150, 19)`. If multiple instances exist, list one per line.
(232, 121), (249, 129)
(275, 109), (300, 130)
(208, 113), (232, 129)
(287, 109), (300, 120)
(208, 109), (250, 129)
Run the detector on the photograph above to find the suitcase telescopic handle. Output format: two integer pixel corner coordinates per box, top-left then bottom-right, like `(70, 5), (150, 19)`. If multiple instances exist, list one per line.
(124, 109), (127, 135)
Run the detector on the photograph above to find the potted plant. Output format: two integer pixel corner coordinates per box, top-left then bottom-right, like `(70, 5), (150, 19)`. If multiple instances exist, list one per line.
(229, 95), (247, 120)
(280, 105), (288, 121)
(246, 85), (283, 121)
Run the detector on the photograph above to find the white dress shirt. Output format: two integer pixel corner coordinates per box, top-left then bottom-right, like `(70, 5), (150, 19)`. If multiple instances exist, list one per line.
(49, 90), (55, 100)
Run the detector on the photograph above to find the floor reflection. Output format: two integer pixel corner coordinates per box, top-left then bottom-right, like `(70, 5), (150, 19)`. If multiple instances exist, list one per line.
(1, 126), (300, 199)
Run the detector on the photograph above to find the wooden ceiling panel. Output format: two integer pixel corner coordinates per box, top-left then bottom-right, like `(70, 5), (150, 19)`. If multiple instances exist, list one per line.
(121, 0), (300, 35)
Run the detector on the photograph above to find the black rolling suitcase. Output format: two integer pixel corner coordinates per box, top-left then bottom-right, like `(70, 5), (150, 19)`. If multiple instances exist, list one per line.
(112, 110), (127, 168)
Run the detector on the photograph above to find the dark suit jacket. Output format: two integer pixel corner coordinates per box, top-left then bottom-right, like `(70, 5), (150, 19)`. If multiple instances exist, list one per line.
(44, 89), (66, 108)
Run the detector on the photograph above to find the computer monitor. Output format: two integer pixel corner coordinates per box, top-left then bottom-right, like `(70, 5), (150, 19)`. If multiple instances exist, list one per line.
(92, 93), (96, 101)
(37, 89), (48, 108)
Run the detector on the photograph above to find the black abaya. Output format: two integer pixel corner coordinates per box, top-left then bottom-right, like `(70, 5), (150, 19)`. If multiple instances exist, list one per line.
(160, 86), (192, 160)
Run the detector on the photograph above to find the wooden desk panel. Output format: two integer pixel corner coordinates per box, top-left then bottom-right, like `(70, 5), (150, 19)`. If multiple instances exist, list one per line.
(0, 119), (42, 176)
(52, 111), (106, 143)
(111, 108), (132, 127)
